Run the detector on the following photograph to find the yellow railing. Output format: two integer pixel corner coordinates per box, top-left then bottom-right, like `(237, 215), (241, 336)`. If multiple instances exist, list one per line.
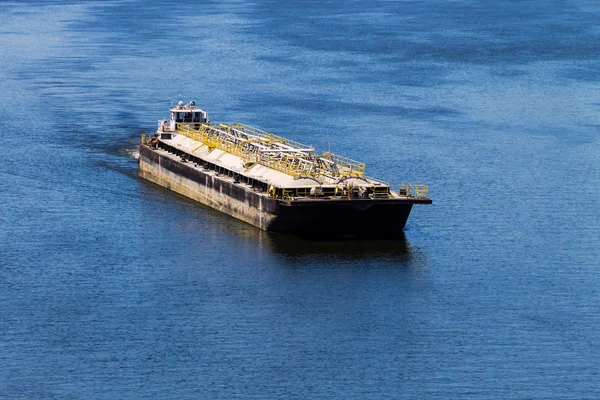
(282, 189), (295, 200)
(395, 183), (429, 199)
(162, 124), (430, 201)
(258, 155), (313, 177)
(295, 187), (310, 197)
(235, 124), (312, 151)
(176, 123), (365, 179)
(413, 184), (429, 199)
(321, 152), (366, 177)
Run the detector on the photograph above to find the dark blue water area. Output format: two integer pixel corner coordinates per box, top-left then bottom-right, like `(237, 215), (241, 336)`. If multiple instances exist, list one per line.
(1, 0), (599, 398)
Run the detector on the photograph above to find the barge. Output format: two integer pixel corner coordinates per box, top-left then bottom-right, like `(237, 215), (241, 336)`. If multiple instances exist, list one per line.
(138, 101), (431, 238)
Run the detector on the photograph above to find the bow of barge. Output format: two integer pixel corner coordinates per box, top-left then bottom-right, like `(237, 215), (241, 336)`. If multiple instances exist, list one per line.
(138, 101), (431, 238)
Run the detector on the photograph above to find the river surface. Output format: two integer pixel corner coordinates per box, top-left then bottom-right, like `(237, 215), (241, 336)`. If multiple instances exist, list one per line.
(1, 1), (599, 398)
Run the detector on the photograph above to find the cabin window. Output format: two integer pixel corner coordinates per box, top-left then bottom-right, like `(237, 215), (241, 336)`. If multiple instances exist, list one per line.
(173, 111), (206, 123)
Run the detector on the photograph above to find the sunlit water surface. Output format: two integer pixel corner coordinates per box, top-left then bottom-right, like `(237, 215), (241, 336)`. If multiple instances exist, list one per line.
(1, 1), (599, 398)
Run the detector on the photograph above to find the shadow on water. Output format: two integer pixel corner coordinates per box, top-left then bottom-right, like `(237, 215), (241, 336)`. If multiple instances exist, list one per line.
(264, 232), (413, 263)
(138, 178), (417, 266)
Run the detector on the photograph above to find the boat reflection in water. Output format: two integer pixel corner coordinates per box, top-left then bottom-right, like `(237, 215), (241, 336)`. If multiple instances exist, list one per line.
(139, 178), (419, 266)
(264, 232), (413, 263)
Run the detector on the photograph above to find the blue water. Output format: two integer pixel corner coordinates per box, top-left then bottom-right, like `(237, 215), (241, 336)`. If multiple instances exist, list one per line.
(1, 1), (599, 398)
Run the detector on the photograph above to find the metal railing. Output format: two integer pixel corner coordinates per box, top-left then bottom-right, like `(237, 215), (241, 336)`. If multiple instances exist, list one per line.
(176, 123), (366, 179)
(394, 183), (430, 199)
(320, 151), (366, 178)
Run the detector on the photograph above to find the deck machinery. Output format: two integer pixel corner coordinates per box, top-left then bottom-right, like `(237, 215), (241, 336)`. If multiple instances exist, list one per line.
(138, 101), (432, 238)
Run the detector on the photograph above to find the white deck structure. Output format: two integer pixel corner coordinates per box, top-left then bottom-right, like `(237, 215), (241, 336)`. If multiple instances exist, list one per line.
(149, 101), (429, 200)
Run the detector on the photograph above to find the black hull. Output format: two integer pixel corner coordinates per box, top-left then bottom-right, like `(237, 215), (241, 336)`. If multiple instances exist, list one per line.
(271, 200), (414, 239)
(139, 144), (429, 239)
